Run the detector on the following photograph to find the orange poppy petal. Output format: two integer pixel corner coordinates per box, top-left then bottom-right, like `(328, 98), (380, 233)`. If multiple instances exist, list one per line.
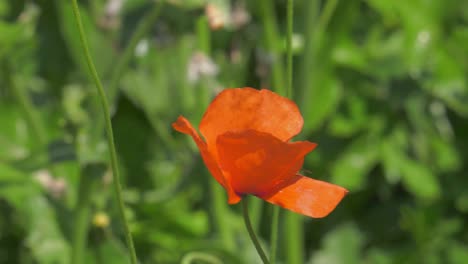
(200, 88), (304, 155)
(260, 175), (348, 218)
(216, 130), (316, 196)
(172, 116), (241, 204)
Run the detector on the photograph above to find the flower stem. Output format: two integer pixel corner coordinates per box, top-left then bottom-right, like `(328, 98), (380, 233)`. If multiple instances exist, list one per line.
(270, 1), (294, 263)
(286, 0), (294, 99)
(286, 213), (303, 264)
(69, 1), (138, 263)
(71, 165), (101, 264)
(269, 206), (280, 264)
(285, 1), (304, 263)
(242, 199), (270, 264)
(257, 0), (285, 93)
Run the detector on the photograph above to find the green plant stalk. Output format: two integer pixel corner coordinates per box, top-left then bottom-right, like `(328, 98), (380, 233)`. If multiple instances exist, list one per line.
(210, 181), (236, 250)
(286, 0), (294, 99)
(196, 16), (211, 53)
(286, 213), (303, 264)
(315, 0), (339, 42)
(257, 0), (285, 93)
(271, 1), (294, 263)
(71, 168), (97, 264)
(269, 206), (280, 264)
(249, 196), (263, 231)
(242, 199), (270, 264)
(107, 2), (163, 103)
(69, 1), (138, 263)
(196, 15), (235, 251)
(297, 0), (320, 105)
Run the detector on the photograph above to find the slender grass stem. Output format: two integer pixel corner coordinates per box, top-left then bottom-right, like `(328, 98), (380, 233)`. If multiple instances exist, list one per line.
(286, 0), (294, 99)
(269, 206), (280, 264)
(257, 0), (285, 93)
(69, 1), (138, 263)
(196, 15), (235, 251)
(286, 213), (303, 264)
(71, 165), (99, 264)
(242, 199), (270, 264)
(270, 1), (295, 263)
(249, 196), (263, 232)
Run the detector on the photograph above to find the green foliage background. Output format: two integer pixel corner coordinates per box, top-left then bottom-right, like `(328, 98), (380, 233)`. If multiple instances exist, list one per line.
(1, 0), (467, 263)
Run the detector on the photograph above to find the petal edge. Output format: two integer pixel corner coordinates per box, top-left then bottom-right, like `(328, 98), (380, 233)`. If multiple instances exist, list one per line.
(260, 175), (348, 218)
(172, 116), (241, 204)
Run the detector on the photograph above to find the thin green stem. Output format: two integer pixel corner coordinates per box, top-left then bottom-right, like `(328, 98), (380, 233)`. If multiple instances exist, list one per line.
(285, 213), (303, 264)
(270, 1), (294, 263)
(257, 0), (285, 93)
(71, 165), (101, 264)
(196, 15), (235, 251)
(297, 0), (320, 106)
(242, 199), (270, 264)
(285, 1), (304, 263)
(69, 1), (138, 263)
(269, 206), (280, 264)
(249, 196), (263, 232)
(286, 0), (294, 99)
(210, 180), (236, 250)
(316, 0), (339, 40)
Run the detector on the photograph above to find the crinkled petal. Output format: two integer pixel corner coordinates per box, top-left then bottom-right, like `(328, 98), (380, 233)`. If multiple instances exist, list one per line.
(216, 129), (316, 196)
(200, 88), (303, 156)
(172, 116), (241, 204)
(261, 175), (348, 218)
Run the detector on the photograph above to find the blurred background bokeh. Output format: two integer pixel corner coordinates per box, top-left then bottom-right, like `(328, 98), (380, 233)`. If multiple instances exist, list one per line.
(0, 0), (467, 263)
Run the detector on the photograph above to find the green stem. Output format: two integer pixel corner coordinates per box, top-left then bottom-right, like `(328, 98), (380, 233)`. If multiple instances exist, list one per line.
(286, 0), (294, 99)
(242, 199), (270, 264)
(297, 0), (320, 105)
(257, 0), (285, 93)
(71, 178), (91, 264)
(197, 15), (235, 251)
(249, 196), (263, 232)
(69, 1), (138, 263)
(285, 213), (303, 264)
(107, 2), (163, 103)
(269, 206), (280, 264)
(285, 1), (304, 263)
(210, 180), (235, 250)
(316, 0), (339, 40)
(71, 164), (101, 264)
(270, 1), (294, 263)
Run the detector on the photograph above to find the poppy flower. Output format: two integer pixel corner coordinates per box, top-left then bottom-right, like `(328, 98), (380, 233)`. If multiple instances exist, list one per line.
(172, 88), (347, 218)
